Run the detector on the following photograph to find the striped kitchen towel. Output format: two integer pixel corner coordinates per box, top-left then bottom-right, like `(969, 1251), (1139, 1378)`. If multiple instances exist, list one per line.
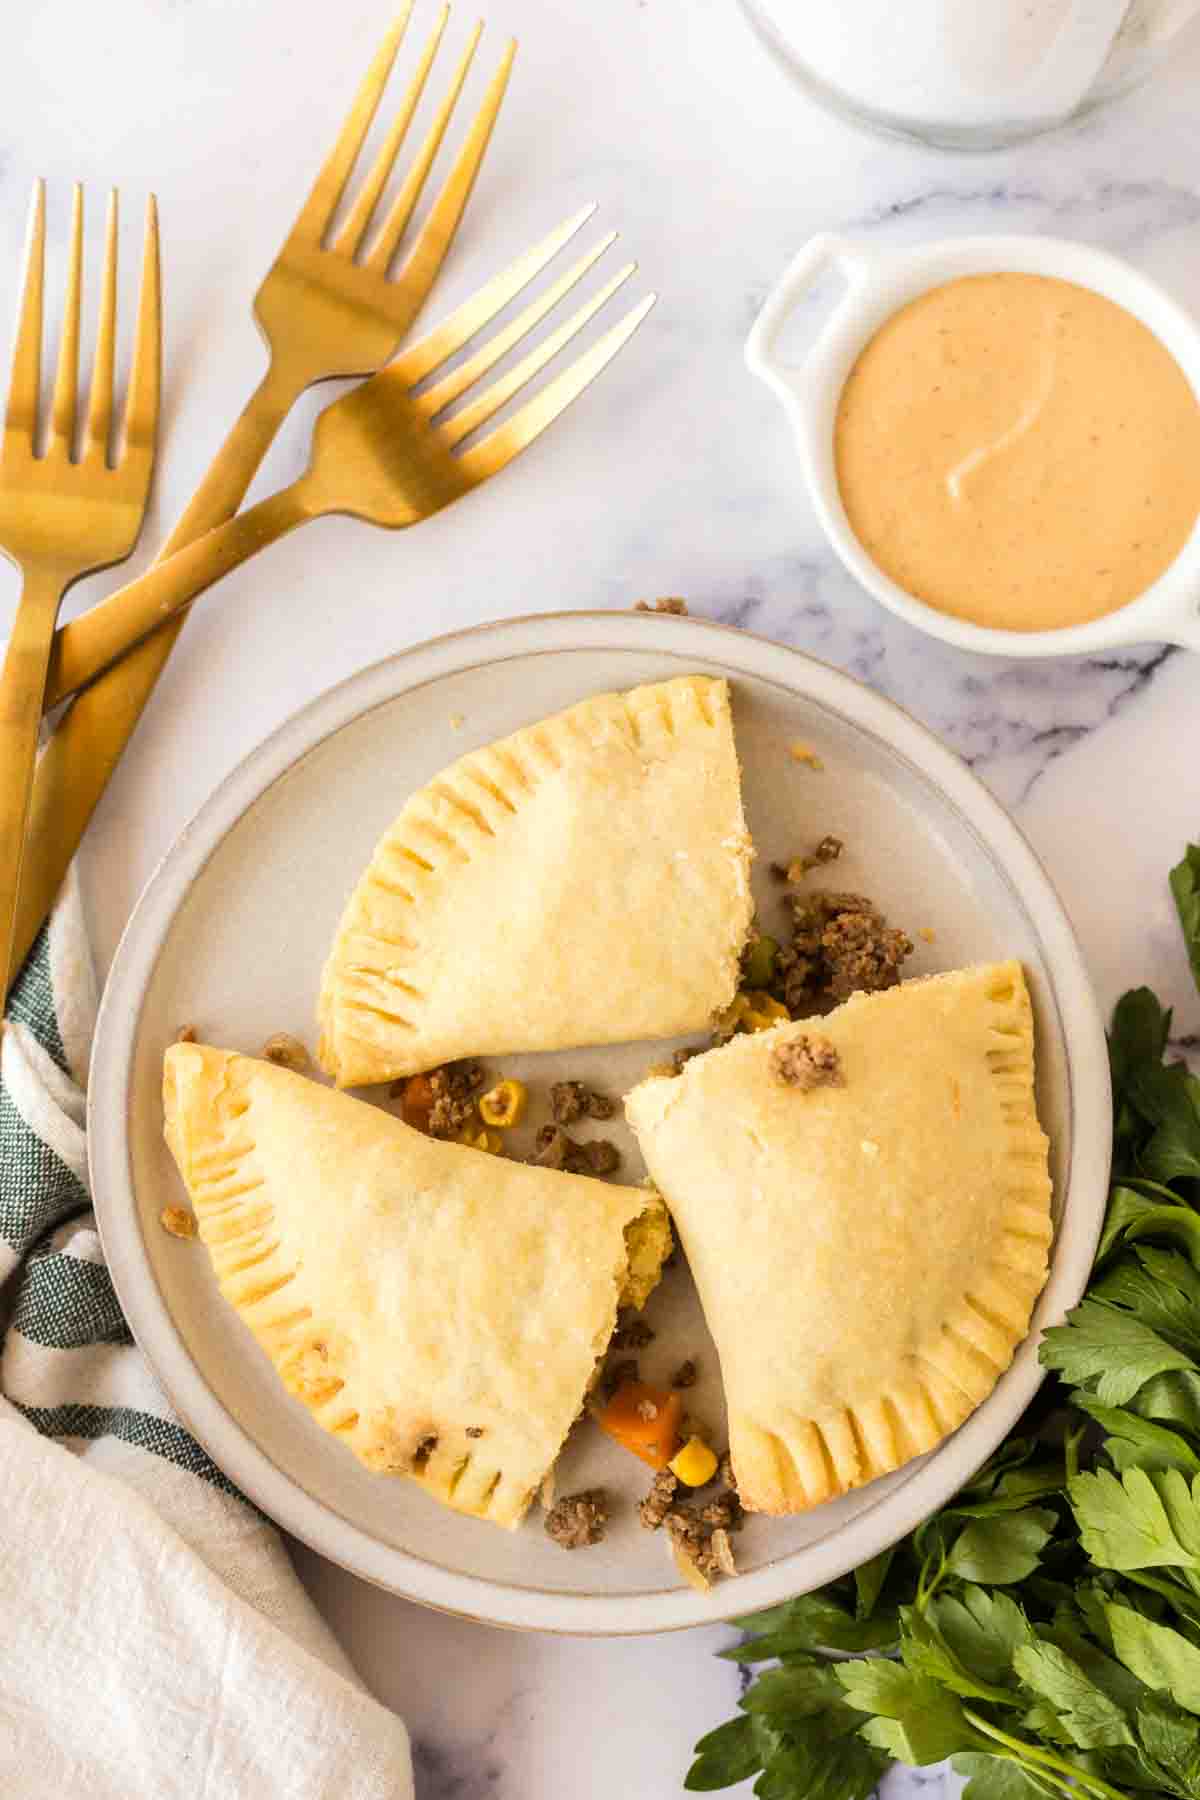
(0, 872), (413, 1799)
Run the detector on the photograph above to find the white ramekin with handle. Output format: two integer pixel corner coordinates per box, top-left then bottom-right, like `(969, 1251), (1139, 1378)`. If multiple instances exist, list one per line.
(746, 231), (1200, 657)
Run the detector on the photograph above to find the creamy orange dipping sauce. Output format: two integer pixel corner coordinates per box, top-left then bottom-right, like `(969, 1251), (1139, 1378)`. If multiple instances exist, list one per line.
(834, 273), (1200, 632)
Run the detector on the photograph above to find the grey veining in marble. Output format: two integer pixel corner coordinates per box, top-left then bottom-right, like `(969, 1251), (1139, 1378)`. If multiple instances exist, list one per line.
(6, 0), (1200, 1794)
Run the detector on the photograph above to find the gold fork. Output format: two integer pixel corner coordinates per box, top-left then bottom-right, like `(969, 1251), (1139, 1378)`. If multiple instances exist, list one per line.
(38, 222), (654, 702)
(8, 3), (514, 995)
(0, 183), (160, 1001)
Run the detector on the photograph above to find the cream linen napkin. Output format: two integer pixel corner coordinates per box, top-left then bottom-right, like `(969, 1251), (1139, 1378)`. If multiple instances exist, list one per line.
(0, 873), (414, 1799)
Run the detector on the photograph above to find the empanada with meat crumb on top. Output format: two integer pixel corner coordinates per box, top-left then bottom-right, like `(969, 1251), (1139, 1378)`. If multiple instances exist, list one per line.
(625, 962), (1053, 1515)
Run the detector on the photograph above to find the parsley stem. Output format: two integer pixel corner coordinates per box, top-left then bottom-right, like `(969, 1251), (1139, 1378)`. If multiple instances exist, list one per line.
(986, 1753), (1077, 1800)
(915, 1544), (947, 1611)
(962, 1709), (1129, 1800)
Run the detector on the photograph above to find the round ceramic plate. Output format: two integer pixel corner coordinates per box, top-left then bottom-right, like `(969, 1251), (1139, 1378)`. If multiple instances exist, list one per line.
(89, 612), (1111, 1634)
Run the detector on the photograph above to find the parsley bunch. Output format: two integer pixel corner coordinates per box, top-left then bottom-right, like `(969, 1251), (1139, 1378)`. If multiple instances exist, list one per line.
(687, 847), (1200, 1800)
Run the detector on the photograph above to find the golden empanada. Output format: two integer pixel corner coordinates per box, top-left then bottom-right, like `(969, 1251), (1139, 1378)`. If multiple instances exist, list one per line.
(317, 676), (753, 1087)
(164, 1043), (670, 1528)
(625, 963), (1053, 1515)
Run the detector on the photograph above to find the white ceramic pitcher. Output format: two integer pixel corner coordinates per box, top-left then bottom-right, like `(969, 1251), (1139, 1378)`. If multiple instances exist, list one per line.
(740, 0), (1200, 148)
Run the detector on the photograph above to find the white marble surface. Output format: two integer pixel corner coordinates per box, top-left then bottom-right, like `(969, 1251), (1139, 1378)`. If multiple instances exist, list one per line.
(7, 1), (1200, 1794)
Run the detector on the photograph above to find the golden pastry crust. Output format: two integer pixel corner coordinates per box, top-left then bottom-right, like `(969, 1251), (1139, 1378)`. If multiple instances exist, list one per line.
(317, 676), (753, 1087)
(625, 962), (1053, 1515)
(163, 1043), (667, 1529)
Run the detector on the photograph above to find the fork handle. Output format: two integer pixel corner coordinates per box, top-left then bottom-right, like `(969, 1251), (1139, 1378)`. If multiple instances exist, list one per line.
(43, 362), (299, 713)
(0, 567), (69, 1005)
(45, 481), (318, 707)
(5, 363), (300, 998)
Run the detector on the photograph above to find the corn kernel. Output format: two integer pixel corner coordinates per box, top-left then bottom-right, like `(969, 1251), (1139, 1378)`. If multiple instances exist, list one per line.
(479, 1078), (527, 1128)
(457, 1126), (501, 1154)
(741, 992), (790, 1032)
(669, 1434), (719, 1488)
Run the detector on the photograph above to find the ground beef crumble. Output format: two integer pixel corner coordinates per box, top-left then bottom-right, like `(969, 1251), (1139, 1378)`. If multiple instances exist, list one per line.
(533, 1124), (620, 1176)
(392, 1060), (486, 1137)
(545, 1488), (608, 1548)
(634, 597), (688, 614)
(611, 1317), (656, 1351)
(639, 1457), (744, 1582)
(699, 1488), (743, 1532)
(771, 834), (844, 882)
(638, 1470), (679, 1530)
(427, 1061), (486, 1135)
(776, 890), (912, 1013)
(261, 1032), (311, 1072)
(671, 1358), (698, 1388)
(770, 1033), (843, 1091)
(550, 1081), (616, 1125)
(666, 1512), (728, 1582)
(603, 1357), (640, 1399)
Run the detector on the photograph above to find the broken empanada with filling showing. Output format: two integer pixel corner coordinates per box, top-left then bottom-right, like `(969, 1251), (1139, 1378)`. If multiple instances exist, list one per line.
(625, 962), (1053, 1515)
(163, 1043), (670, 1529)
(317, 675), (753, 1088)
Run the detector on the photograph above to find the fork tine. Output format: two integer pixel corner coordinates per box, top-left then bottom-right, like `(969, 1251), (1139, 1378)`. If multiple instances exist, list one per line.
(48, 185), (84, 452)
(440, 263), (636, 448)
(364, 33), (514, 280)
(84, 189), (118, 462)
(457, 292), (656, 482)
(392, 203), (595, 389)
(291, 4), (413, 245)
(121, 195), (162, 458)
(4, 179), (45, 442)
(419, 238), (622, 425)
(333, 5), (448, 259)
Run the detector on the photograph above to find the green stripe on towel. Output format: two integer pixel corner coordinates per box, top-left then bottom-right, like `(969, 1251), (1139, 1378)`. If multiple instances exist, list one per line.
(13, 1401), (245, 1500)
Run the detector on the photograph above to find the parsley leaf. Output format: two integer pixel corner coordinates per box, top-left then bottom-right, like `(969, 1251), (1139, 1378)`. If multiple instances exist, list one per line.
(1110, 987), (1173, 1098)
(837, 1662), (990, 1763)
(852, 1548), (892, 1621)
(1139, 1695), (1200, 1791)
(739, 1660), (855, 1725)
(942, 1509), (1057, 1585)
(1092, 1246), (1200, 1357)
(928, 1586), (1034, 1690)
(1099, 1189), (1200, 1271)
(901, 1603), (1022, 1706)
(1107, 1603), (1200, 1715)
(1011, 1639), (1135, 1747)
(1131, 1064), (1200, 1186)
(1070, 1468), (1200, 1573)
(1172, 845), (1200, 997)
(1074, 1395), (1200, 1476)
(952, 1751), (1055, 1800)
(1040, 1297), (1195, 1403)
(724, 1591), (899, 1657)
(752, 1729), (886, 1800)
(1086, 1252), (1200, 1360)
(1130, 1370), (1200, 1437)
(685, 1715), (764, 1790)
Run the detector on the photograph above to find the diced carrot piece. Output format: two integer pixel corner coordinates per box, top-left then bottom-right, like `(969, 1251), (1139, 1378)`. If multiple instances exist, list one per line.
(594, 1380), (684, 1470)
(399, 1073), (436, 1133)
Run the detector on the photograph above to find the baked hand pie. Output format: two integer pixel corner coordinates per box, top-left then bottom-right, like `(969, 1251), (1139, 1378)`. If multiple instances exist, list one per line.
(317, 676), (753, 1088)
(625, 962), (1052, 1515)
(163, 1043), (670, 1529)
